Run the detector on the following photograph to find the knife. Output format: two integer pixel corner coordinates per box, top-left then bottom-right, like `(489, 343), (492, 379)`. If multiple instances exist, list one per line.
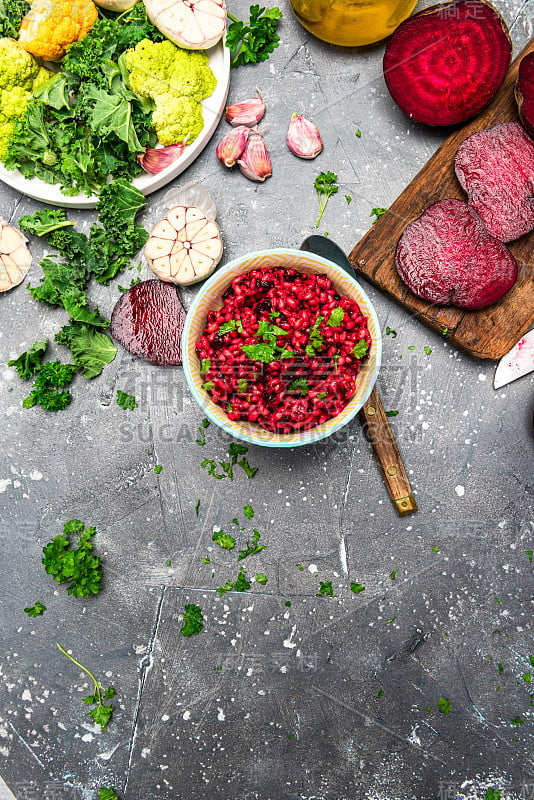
(494, 328), (534, 389)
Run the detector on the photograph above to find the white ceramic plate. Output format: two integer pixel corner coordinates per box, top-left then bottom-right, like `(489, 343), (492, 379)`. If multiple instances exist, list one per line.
(0, 40), (230, 209)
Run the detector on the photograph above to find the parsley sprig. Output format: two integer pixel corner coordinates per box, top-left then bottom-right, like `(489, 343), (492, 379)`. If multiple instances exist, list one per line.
(56, 643), (116, 730)
(226, 5), (283, 67)
(42, 519), (102, 598)
(314, 172), (339, 227)
(180, 604), (204, 637)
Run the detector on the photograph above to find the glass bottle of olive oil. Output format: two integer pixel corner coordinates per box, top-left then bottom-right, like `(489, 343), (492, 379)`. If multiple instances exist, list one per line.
(289, 0), (417, 46)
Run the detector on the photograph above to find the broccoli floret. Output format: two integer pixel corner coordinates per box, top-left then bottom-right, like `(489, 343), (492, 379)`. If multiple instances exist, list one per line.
(123, 38), (216, 146)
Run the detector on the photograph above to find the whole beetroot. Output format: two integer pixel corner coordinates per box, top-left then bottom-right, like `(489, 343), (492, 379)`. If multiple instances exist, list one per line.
(455, 121), (534, 242)
(395, 199), (517, 309)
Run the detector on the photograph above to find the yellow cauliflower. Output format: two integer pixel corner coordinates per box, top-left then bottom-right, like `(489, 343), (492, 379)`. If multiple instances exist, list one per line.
(18, 0), (98, 62)
(0, 38), (51, 159)
(124, 38), (217, 146)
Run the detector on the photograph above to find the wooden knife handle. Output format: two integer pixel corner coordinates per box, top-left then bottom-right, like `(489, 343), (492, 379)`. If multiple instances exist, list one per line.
(358, 387), (417, 517)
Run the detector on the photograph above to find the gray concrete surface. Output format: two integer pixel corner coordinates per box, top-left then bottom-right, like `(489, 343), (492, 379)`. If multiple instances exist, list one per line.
(0, 1), (533, 798)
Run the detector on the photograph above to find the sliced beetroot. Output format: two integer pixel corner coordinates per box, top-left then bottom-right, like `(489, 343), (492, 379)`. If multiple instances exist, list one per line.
(395, 199), (517, 309)
(110, 279), (186, 366)
(455, 121), (534, 242)
(383, 0), (511, 126)
(516, 52), (534, 139)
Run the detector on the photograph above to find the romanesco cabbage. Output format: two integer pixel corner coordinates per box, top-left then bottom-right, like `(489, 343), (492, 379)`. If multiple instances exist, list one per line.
(124, 38), (216, 147)
(0, 37), (51, 159)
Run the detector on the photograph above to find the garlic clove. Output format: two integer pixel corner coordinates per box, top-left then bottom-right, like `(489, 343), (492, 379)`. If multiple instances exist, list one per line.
(216, 126), (250, 168)
(287, 112), (323, 159)
(150, 220), (177, 240)
(225, 90), (265, 127)
(144, 236), (174, 260)
(237, 133), (272, 182)
(167, 206), (187, 232)
(0, 220), (32, 292)
(137, 142), (186, 174)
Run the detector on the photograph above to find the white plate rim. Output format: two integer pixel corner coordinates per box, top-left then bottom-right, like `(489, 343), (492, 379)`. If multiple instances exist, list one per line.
(0, 39), (231, 209)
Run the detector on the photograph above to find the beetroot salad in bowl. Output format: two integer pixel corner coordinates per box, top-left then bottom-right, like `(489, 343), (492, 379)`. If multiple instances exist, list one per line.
(182, 249), (382, 447)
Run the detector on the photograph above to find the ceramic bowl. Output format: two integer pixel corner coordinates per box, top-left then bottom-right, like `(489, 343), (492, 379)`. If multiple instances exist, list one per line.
(181, 248), (382, 447)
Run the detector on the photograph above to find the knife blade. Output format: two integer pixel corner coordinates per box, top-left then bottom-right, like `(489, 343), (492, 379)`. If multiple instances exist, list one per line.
(494, 328), (534, 389)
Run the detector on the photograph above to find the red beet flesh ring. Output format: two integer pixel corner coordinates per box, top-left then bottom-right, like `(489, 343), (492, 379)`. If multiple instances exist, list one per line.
(516, 52), (534, 139)
(110, 279), (186, 365)
(455, 121), (534, 242)
(383, 0), (511, 126)
(395, 199), (517, 309)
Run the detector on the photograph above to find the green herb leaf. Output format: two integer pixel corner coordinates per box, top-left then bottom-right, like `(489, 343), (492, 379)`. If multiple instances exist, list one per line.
(288, 377), (309, 396)
(355, 129), (361, 138)
(56, 643), (115, 731)
(180, 604), (204, 636)
(226, 5), (283, 67)
(385, 410), (399, 417)
(255, 573), (268, 585)
(424, 345), (432, 355)
(244, 504), (254, 519)
(385, 326), (397, 338)
(218, 320), (237, 336)
(345, 195), (352, 204)
(431, 546), (440, 553)
(350, 583), (365, 594)
(484, 790), (501, 800)
(241, 343), (276, 363)
(238, 457), (258, 478)
(116, 390), (137, 410)
(526, 550), (533, 563)
(350, 340), (369, 359)
(314, 172), (339, 228)
(24, 601), (46, 617)
(216, 567), (252, 595)
(437, 697), (452, 715)
(327, 307), (345, 327)
(237, 528), (267, 561)
(8, 339), (48, 380)
(195, 500), (201, 517)
(200, 358), (211, 373)
(42, 520), (102, 598)
(390, 569), (398, 580)
(154, 465), (163, 474)
(212, 530), (236, 550)
(370, 207), (388, 224)
(98, 789), (120, 800)
(511, 715), (525, 726)
(316, 580), (335, 597)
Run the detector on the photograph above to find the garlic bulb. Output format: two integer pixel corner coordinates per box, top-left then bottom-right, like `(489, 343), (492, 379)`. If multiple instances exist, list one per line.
(94, 0), (137, 10)
(163, 182), (217, 221)
(0, 219), (32, 292)
(145, 206), (223, 286)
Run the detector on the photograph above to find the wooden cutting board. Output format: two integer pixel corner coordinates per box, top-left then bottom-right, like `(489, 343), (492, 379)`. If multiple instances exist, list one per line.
(348, 39), (534, 361)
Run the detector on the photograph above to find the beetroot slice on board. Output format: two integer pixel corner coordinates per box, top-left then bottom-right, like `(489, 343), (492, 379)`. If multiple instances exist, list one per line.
(516, 52), (534, 139)
(383, 0), (511, 126)
(395, 199), (517, 309)
(110, 279), (186, 366)
(455, 121), (534, 242)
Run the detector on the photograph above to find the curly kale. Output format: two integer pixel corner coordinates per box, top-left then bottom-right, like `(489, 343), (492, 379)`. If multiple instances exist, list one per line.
(22, 361), (77, 412)
(0, 0), (30, 38)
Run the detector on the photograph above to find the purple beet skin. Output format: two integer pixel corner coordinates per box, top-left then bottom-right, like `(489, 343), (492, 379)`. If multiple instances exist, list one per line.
(110, 279), (186, 366)
(515, 52), (534, 140)
(455, 121), (534, 242)
(395, 199), (517, 309)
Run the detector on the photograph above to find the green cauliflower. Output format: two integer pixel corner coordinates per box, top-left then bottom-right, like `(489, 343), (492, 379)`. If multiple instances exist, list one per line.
(0, 37), (51, 159)
(124, 38), (216, 147)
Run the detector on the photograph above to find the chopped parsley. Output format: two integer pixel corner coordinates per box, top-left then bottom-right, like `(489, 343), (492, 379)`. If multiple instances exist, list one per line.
(390, 569), (398, 580)
(385, 326), (397, 337)
(237, 528), (267, 561)
(345, 195), (352, 204)
(195, 418), (210, 446)
(484, 790), (501, 800)
(285, 601), (291, 607)
(255, 573), (268, 585)
(327, 307), (345, 327)
(195, 500), (201, 516)
(526, 550), (533, 563)
(316, 580), (335, 597)
(314, 171), (339, 228)
(226, 5), (283, 67)
(376, 689), (384, 698)
(237, 378), (248, 393)
(180, 604), (204, 636)
(431, 546), (440, 553)
(42, 519), (102, 598)
(218, 319), (238, 335)
(296, 564), (304, 571)
(424, 346), (432, 355)
(437, 697), (452, 715)
(370, 207), (388, 224)
(154, 465), (163, 474)
(355, 129), (361, 138)
(24, 601), (46, 617)
(98, 789), (120, 800)
(511, 715), (525, 726)
(116, 390), (137, 410)
(385, 410), (399, 417)
(350, 340), (369, 359)
(289, 377), (309, 396)
(244, 504), (254, 519)
(201, 380), (214, 391)
(216, 567), (251, 595)
(56, 643), (115, 730)
(305, 315), (324, 356)
(441, 327), (449, 335)
(350, 583), (365, 594)
(212, 530), (236, 550)
(200, 358), (211, 373)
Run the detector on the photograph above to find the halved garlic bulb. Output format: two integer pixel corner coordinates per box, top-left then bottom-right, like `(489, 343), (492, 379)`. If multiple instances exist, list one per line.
(0, 219), (32, 292)
(145, 206), (223, 286)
